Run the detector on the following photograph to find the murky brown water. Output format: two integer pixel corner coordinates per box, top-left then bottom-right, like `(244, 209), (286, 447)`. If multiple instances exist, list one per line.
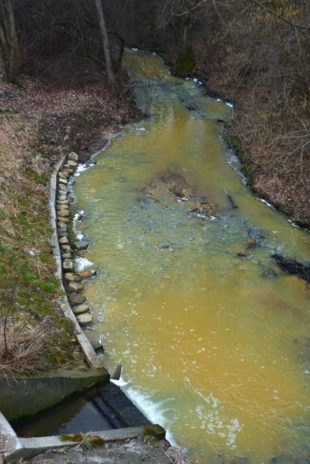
(72, 50), (310, 463)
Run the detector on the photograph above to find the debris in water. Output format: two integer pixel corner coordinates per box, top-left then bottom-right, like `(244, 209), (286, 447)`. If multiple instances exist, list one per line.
(271, 254), (310, 283)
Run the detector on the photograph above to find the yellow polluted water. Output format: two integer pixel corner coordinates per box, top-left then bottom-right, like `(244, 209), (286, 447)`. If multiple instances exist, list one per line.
(72, 50), (310, 463)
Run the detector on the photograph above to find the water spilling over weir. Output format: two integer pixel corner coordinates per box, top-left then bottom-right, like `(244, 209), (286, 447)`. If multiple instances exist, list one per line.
(72, 49), (310, 463)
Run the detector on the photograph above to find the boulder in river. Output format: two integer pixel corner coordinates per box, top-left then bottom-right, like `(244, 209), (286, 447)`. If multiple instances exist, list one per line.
(247, 236), (257, 248)
(73, 303), (89, 315)
(77, 313), (93, 326)
(64, 273), (81, 282)
(236, 251), (252, 259)
(78, 269), (94, 279)
(68, 293), (86, 306)
(262, 268), (278, 278)
(73, 240), (89, 251)
(68, 281), (85, 293)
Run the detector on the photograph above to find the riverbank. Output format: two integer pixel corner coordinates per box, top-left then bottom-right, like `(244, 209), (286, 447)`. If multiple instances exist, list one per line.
(0, 74), (139, 375)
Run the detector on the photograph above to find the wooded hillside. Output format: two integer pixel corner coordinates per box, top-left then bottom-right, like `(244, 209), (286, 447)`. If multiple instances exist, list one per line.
(1, 0), (309, 224)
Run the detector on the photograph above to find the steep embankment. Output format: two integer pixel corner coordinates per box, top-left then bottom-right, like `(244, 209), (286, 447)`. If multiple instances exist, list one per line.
(0, 76), (138, 377)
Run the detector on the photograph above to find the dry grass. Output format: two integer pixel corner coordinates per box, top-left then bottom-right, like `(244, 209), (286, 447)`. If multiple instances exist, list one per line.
(0, 321), (50, 377)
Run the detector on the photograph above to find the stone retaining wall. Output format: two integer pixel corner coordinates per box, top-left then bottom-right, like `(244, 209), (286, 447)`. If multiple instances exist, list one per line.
(49, 153), (103, 369)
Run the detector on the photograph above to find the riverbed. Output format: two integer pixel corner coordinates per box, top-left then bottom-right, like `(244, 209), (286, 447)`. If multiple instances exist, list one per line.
(72, 49), (310, 463)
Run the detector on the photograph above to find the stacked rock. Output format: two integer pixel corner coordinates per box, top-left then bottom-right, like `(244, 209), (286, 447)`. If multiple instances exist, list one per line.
(56, 152), (94, 328)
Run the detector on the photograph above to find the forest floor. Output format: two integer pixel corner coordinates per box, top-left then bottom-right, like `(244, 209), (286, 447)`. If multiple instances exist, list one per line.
(203, 76), (310, 228)
(0, 73), (139, 377)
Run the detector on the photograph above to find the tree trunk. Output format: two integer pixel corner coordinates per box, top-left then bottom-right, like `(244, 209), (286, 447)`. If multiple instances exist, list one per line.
(6, 0), (19, 78)
(0, 0), (19, 80)
(0, 47), (7, 80)
(94, 0), (116, 88)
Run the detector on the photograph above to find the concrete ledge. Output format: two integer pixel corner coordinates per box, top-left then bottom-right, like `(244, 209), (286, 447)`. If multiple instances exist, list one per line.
(0, 369), (109, 422)
(4, 425), (165, 462)
(0, 412), (22, 458)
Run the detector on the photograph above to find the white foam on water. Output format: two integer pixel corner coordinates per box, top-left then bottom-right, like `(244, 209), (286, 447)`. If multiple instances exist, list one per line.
(76, 164), (88, 174)
(226, 102), (233, 108)
(74, 257), (94, 272)
(288, 219), (300, 228)
(110, 373), (129, 388)
(258, 198), (275, 209)
(121, 384), (180, 448)
(132, 48), (138, 51)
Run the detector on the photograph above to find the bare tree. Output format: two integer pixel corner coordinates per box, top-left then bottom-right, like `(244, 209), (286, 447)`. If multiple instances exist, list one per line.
(94, 0), (116, 88)
(0, 0), (19, 80)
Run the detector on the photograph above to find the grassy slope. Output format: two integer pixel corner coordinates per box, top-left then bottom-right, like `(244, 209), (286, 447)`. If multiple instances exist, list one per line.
(0, 76), (138, 377)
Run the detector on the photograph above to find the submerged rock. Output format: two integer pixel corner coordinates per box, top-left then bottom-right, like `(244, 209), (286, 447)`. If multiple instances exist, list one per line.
(247, 236), (257, 248)
(236, 251), (252, 259)
(262, 268), (278, 278)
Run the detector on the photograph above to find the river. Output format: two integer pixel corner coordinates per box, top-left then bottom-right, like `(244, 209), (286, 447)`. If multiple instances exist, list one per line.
(72, 49), (310, 463)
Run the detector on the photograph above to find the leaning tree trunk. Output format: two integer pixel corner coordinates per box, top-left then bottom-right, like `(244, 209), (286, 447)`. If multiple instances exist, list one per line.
(94, 0), (116, 88)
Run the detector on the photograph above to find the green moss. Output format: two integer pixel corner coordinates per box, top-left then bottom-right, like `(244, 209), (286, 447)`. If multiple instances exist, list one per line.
(60, 434), (105, 447)
(143, 425), (159, 437)
(61, 433), (83, 442)
(89, 436), (105, 447)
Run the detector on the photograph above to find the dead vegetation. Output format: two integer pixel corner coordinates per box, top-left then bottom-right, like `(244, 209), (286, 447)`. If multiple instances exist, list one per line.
(0, 69), (138, 377)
